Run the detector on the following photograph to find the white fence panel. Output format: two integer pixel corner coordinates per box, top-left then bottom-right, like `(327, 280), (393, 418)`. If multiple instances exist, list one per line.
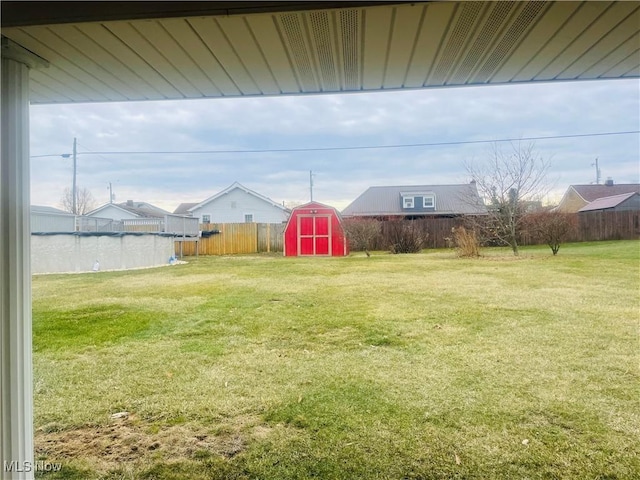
(165, 214), (199, 237)
(30, 212), (75, 233)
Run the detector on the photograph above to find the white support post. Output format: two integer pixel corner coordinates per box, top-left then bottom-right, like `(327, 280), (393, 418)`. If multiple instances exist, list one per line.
(1, 37), (47, 480)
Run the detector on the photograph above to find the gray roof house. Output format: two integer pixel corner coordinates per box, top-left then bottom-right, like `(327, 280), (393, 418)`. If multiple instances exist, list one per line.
(86, 200), (170, 221)
(342, 183), (487, 218)
(173, 203), (198, 215)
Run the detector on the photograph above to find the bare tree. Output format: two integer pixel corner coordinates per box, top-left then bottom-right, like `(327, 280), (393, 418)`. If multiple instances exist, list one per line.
(283, 200), (306, 209)
(524, 210), (577, 255)
(60, 186), (97, 215)
(465, 142), (551, 255)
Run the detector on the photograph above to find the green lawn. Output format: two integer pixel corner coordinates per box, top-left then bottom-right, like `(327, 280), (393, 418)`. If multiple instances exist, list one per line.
(32, 241), (640, 479)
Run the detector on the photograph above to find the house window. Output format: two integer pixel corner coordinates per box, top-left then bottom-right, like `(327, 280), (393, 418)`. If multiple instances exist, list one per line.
(423, 195), (435, 208)
(403, 196), (414, 209)
(202, 214), (211, 223)
(244, 214), (254, 223)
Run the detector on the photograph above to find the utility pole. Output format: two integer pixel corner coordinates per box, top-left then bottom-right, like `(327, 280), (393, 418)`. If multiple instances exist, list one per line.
(309, 170), (314, 202)
(72, 137), (77, 214)
(592, 158), (601, 185)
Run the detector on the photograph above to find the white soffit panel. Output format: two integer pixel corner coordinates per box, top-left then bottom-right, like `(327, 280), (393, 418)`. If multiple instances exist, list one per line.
(1, 1), (638, 105)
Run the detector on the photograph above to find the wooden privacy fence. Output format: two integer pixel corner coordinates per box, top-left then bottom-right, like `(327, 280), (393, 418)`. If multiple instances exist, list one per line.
(572, 210), (639, 242)
(176, 213), (638, 256)
(346, 211), (639, 252)
(177, 223), (285, 256)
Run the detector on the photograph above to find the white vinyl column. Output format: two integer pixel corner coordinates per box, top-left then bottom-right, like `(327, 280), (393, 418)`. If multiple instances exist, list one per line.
(1, 37), (47, 480)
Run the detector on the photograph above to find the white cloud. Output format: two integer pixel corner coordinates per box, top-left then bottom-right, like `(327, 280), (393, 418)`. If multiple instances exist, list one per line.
(29, 79), (640, 211)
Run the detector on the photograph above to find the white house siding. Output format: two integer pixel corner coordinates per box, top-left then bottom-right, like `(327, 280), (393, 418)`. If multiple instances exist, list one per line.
(86, 204), (139, 221)
(191, 188), (289, 224)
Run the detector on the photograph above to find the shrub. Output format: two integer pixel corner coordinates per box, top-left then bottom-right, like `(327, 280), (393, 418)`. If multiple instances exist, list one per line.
(386, 220), (426, 254)
(343, 218), (381, 253)
(451, 226), (480, 257)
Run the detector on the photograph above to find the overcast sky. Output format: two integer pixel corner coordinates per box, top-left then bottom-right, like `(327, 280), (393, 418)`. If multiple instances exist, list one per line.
(29, 78), (639, 213)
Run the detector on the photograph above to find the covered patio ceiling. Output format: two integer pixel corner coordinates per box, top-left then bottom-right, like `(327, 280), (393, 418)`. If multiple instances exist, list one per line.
(2, 1), (639, 105)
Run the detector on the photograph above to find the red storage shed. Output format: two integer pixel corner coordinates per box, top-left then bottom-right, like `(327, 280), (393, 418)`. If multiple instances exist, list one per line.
(284, 202), (349, 257)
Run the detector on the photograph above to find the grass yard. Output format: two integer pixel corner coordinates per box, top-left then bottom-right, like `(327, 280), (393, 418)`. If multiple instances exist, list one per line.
(32, 241), (639, 479)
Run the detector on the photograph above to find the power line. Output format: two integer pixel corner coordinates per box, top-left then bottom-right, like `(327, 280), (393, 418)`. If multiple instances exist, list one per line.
(30, 130), (639, 157)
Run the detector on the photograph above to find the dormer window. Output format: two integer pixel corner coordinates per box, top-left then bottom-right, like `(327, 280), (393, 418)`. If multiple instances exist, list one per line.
(402, 196), (414, 209)
(423, 194), (435, 208)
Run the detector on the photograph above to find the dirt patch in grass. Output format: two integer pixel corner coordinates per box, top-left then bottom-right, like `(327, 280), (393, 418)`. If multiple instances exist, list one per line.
(35, 415), (269, 472)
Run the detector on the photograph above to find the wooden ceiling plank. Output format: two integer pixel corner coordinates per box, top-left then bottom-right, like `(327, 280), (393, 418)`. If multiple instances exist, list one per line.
(362, 6), (393, 89)
(245, 14), (300, 93)
(76, 22), (177, 99)
(1, 2), (636, 104)
(4, 27), (116, 101)
(383, 4), (425, 88)
(558, 7), (640, 79)
(133, 20), (220, 97)
(537, 2), (638, 80)
(18, 25), (129, 101)
(29, 75), (73, 103)
(601, 50), (640, 77)
(30, 67), (92, 102)
(579, 33), (640, 78)
(121, 20), (207, 97)
(48, 24), (160, 100)
(491, 2), (578, 83)
(163, 17), (239, 96)
(188, 16), (261, 95)
(404, 1), (457, 88)
(216, 15), (280, 94)
(104, 21), (201, 98)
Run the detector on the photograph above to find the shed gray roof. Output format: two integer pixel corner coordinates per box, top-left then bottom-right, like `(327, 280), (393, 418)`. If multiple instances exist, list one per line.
(578, 192), (639, 212)
(342, 184), (487, 217)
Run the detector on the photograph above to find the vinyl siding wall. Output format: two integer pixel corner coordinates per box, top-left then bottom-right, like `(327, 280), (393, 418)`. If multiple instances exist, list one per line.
(190, 189), (289, 224)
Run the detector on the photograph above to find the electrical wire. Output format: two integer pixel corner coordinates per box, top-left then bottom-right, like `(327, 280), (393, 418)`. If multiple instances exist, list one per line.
(30, 130), (640, 158)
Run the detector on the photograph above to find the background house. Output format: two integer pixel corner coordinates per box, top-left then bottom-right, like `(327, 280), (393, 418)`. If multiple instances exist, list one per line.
(87, 200), (169, 221)
(556, 180), (640, 213)
(183, 182), (290, 224)
(342, 183), (487, 218)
